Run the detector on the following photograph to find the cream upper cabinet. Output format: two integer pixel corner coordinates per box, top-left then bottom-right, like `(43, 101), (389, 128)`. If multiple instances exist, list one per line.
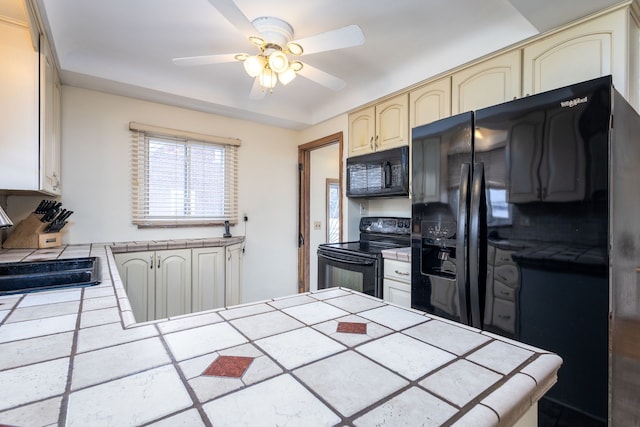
(348, 106), (375, 156)
(375, 93), (409, 152)
(348, 93), (408, 156)
(452, 50), (522, 114)
(0, 17), (61, 195)
(409, 76), (452, 130)
(40, 35), (62, 195)
(522, 7), (631, 98)
(0, 18), (39, 192)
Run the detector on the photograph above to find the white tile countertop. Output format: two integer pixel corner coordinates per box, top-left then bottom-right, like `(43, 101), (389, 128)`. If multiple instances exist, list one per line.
(0, 244), (561, 426)
(381, 246), (411, 262)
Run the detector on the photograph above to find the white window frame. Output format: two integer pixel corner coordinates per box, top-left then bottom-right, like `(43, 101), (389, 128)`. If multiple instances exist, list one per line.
(129, 122), (240, 227)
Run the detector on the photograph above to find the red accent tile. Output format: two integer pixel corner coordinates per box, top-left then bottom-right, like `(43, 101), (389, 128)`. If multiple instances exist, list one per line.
(337, 321), (367, 334)
(202, 355), (254, 378)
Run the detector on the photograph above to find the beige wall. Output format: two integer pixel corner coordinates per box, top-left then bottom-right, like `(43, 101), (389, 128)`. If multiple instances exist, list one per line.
(6, 86), (300, 303)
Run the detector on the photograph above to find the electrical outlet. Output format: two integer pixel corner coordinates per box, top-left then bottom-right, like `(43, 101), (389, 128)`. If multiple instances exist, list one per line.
(314, 221), (321, 230)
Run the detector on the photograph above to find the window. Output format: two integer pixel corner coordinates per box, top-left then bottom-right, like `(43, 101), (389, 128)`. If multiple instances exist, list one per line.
(130, 122), (240, 227)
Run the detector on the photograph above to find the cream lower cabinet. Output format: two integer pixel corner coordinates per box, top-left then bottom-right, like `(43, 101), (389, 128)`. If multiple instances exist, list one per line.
(115, 249), (191, 322)
(116, 245), (242, 322)
(225, 243), (243, 306)
(192, 247), (225, 312)
(383, 259), (411, 308)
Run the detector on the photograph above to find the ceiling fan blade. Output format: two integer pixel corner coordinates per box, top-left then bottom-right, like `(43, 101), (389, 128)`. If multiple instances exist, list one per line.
(173, 53), (238, 66)
(293, 25), (365, 56)
(297, 63), (346, 91)
(208, 0), (259, 40)
(250, 78), (267, 100)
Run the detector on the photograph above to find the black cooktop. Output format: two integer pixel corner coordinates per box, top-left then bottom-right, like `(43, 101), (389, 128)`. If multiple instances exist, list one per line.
(318, 217), (411, 256)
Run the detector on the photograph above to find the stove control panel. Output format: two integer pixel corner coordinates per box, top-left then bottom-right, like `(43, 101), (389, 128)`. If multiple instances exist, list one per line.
(360, 217), (411, 235)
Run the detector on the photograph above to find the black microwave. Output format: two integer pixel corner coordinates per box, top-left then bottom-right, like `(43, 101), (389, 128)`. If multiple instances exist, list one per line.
(346, 146), (409, 198)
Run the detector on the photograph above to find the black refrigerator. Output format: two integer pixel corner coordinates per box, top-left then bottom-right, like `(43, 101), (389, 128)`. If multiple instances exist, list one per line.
(411, 75), (640, 426)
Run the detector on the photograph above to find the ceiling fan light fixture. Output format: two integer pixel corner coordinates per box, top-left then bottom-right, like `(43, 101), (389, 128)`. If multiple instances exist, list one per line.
(234, 53), (249, 62)
(278, 67), (297, 85)
(290, 61), (303, 72)
(259, 68), (277, 89)
(244, 55), (265, 77)
(268, 50), (289, 73)
(286, 42), (303, 56)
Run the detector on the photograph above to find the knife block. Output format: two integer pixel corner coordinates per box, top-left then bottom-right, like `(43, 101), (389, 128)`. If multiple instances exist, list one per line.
(2, 213), (62, 249)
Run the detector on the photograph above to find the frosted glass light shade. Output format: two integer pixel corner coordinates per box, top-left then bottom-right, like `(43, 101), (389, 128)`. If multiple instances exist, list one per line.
(244, 55), (265, 77)
(268, 51), (289, 73)
(278, 67), (296, 85)
(259, 68), (277, 88)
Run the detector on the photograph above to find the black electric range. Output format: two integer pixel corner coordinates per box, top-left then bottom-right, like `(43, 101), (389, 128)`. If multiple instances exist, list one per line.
(317, 217), (410, 298)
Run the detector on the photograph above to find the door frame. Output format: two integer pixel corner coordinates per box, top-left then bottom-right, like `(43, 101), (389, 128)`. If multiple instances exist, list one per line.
(297, 132), (343, 293)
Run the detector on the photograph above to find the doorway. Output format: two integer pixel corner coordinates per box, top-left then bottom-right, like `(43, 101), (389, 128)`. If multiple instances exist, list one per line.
(297, 132), (343, 293)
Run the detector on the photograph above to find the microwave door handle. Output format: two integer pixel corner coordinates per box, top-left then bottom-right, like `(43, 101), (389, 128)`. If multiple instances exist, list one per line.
(318, 253), (376, 266)
(456, 163), (471, 326)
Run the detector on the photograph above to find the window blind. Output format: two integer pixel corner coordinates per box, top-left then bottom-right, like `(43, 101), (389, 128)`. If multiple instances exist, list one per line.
(129, 122), (240, 227)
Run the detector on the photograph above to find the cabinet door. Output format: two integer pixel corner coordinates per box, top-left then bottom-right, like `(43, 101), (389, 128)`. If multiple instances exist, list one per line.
(114, 251), (155, 322)
(383, 279), (411, 308)
(155, 249), (192, 319)
(0, 19), (39, 191)
(375, 93), (409, 151)
(348, 106), (375, 156)
(410, 77), (451, 129)
(40, 36), (61, 195)
(452, 50), (521, 114)
(522, 9), (626, 96)
(192, 247), (225, 312)
(225, 243), (243, 306)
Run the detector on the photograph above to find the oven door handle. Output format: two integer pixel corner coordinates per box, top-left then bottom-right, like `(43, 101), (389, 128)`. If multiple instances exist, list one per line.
(318, 253), (376, 266)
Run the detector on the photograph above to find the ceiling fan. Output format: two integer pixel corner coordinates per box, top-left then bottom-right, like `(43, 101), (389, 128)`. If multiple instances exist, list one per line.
(173, 0), (365, 99)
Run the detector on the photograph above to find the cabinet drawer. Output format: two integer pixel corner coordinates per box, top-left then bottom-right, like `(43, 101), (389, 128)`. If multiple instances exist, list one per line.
(492, 298), (515, 334)
(494, 248), (515, 265)
(494, 264), (518, 286)
(384, 259), (411, 283)
(493, 280), (515, 301)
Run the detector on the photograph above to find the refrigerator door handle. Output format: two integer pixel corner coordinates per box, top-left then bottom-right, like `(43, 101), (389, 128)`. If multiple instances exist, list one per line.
(469, 162), (487, 329)
(456, 163), (472, 325)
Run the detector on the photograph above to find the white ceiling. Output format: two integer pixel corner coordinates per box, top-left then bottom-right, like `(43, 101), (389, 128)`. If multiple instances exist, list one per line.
(30, 0), (623, 130)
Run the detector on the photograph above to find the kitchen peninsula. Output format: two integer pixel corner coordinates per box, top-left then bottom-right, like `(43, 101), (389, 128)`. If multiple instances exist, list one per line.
(0, 244), (560, 426)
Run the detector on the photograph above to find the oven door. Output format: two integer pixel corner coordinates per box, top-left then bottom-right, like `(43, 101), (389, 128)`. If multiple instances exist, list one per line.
(317, 249), (380, 298)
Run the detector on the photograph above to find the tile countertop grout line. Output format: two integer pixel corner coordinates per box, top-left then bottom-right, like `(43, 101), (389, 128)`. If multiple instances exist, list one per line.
(56, 283), (85, 427)
(147, 321), (214, 427)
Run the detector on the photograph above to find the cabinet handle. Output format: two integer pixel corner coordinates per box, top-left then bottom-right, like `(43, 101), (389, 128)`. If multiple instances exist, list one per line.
(369, 136), (374, 150)
(498, 314), (511, 320)
(157, 255), (161, 269)
(150, 255), (153, 269)
(374, 135), (379, 149)
(394, 270), (410, 276)
(52, 172), (60, 191)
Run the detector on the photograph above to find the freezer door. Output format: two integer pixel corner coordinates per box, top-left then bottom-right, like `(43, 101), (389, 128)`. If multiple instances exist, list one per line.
(411, 112), (473, 322)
